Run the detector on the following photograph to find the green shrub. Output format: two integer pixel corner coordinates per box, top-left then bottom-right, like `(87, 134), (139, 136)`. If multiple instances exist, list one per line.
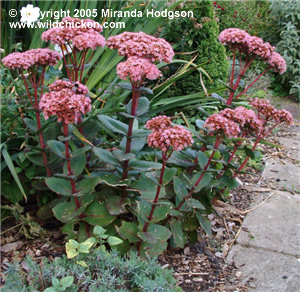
(2, 248), (182, 292)
(164, 0), (228, 94)
(267, 0), (300, 100)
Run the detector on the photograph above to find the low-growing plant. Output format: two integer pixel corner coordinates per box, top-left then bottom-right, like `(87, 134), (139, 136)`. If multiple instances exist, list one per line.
(2, 248), (182, 292)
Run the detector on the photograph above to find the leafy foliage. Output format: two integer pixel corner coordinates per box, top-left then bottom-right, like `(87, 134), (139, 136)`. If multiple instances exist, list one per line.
(267, 0), (300, 100)
(2, 248), (182, 292)
(163, 0), (228, 94)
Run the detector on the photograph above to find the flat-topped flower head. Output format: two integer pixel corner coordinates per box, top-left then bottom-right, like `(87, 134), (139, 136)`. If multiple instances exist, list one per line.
(267, 52), (287, 75)
(220, 106), (263, 132)
(218, 28), (250, 49)
(251, 98), (277, 120)
(107, 31), (174, 63)
(2, 52), (35, 70)
(145, 115), (172, 131)
(40, 82), (91, 124)
(274, 109), (293, 126)
(245, 36), (274, 60)
(49, 79), (89, 95)
(42, 17), (105, 50)
(2, 48), (61, 70)
(117, 57), (162, 83)
(147, 125), (194, 152)
(204, 113), (240, 137)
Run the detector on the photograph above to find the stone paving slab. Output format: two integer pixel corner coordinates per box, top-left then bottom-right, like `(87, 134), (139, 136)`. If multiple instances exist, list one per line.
(262, 159), (300, 191)
(278, 136), (300, 160)
(236, 191), (300, 257)
(227, 245), (300, 292)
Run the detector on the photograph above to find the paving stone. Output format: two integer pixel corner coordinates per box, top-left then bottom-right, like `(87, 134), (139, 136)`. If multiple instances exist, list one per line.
(236, 191), (300, 257)
(262, 159), (300, 191)
(227, 245), (300, 292)
(278, 136), (300, 160)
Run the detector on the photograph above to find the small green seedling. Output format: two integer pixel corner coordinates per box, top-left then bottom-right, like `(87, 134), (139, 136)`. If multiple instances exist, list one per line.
(44, 276), (74, 292)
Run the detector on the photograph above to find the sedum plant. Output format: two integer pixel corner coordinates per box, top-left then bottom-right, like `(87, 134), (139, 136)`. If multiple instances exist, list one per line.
(2, 16), (294, 258)
(218, 28), (287, 105)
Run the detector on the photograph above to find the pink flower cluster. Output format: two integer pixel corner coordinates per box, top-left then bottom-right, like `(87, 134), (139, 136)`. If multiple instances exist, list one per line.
(267, 52), (287, 75)
(145, 115), (172, 131)
(146, 116), (193, 153)
(117, 56), (162, 83)
(218, 28), (250, 49)
(246, 36), (274, 60)
(40, 80), (91, 124)
(49, 79), (89, 95)
(219, 28), (287, 74)
(274, 109), (293, 126)
(42, 17), (105, 50)
(204, 114), (241, 137)
(220, 106), (263, 132)
(2, 48), (61, 70)
(107, 31), (174, 63)
(148, 125), (194, 152)
(251, 98), (293, 125)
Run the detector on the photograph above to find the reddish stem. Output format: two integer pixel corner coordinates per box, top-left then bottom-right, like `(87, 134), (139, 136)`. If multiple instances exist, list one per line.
(175, 137), (222, 211)
(137, 153), (168, 255)
(63, 122), (80, 208)
(230, 49), (236, 88)
(235, 68), (270, 99)
(61, 45), (72, 81)
(122, 82), (141, 180)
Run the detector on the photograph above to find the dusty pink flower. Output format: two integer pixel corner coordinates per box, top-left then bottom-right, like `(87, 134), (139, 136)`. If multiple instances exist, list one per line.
(147, 125), (194, 152)
(107, 31), (174, 63)
(204, 114), (241, 137)
(274, 109), (293, 126)
(145, 115), (172, 131)
(218, 28), (251, 49)
(2, 52), (35, 70)
(267, 52), (287, 75)
(72, 31), (106, 50)
(117, 57), (162, 83)
(220, 106), (263, 132)
(42, 17), (105, 50)
(245, 36), (274, 60)
(251, 98), (277, 120)
(40, 79), (91, 124)
(49, 80), (89, 95)
(2, 49), (61, 70)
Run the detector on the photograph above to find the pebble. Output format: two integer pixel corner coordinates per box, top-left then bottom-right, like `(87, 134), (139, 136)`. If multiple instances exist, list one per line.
(193, 277), (203, 282)
(235, 271), (242, 278)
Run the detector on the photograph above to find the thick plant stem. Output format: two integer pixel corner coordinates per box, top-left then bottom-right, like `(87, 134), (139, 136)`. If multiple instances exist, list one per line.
(233, 122), (280, 178)
(226, 57), (255, 105)
(137, 156), (167, 255)
(63, 122), (81, 209)
(122, 84), (140, 180)
(234, 68), (269, 99)
(175, 138), (221, 211)
(21, 71), (51, 177)
(230, 49), (236, 88)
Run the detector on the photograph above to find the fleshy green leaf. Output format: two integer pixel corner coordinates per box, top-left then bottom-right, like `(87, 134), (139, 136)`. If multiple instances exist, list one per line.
(198, 151), (208, 169)
(45, 177), (72, 196)
(97, 115), (128, 135)
(23, 118), (37, 132)
(53, 200), (85, 223)
(129, 160), (161, 171)
(116, 221), (139, 243)
(93, 148), (121, 166)
(126, 96), (149, 116)
(83, 200), (115, 226)
(170, 220), (185, 248)
(196, 212), (212, 236)
(47, 140), (66, 158)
